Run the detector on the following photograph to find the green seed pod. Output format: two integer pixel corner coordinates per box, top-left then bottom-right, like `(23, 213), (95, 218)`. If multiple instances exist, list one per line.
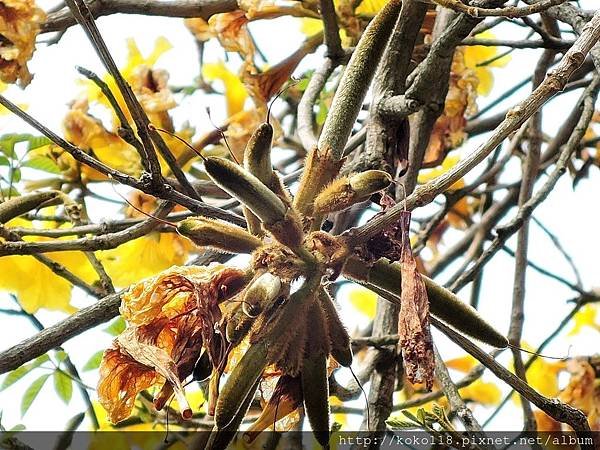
(342, 257), (508, 348)
(177, 217), (262, 254)
(243, 123), (274, 186)
(204, 157), (287, 225)
(301, 352), (330, 447)
(313, 170), (392, 214)
(318, 289), (353, 367)
(215, 341), (268, 429)
(225, 307), (253, 345)
(242, 272), (282, 317)
(206, 379), (260, 450)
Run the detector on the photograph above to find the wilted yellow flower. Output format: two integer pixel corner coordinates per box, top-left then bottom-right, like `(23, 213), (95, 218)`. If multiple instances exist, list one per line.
(0, 0), (45, 86)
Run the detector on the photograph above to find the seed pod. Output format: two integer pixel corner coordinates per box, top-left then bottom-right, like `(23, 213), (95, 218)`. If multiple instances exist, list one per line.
(424, 276), (508, 349)
(313, 170), (392, 214)
(204, 157), (287, 225)
(243, 123), (274, 186)
(215, 341), (268, 429)
(206, 379), (260, 450)
(318, 289), (353, 367)
(225, 306), (253, 345)
(242, 272), (282, 317)
(301, 352), (330, 447)
(178, 217), (262, 254)
(342, 257), (508, 348)
(205, 157), (304, 248)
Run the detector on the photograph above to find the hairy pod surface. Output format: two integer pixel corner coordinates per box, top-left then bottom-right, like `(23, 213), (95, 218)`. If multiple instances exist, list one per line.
(301, 352), (330, 447)
(243, 123), (274, 185)
(206, 379), (261, 450)
(178, 217), (262, 254)
(215, 340), (268, 429)
(318, 288), (353, 367)
(314, 170), (392, 214)
(204, 157), (287, 225)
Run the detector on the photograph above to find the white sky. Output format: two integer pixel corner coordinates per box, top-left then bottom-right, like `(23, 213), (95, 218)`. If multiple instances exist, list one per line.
(0, 0), (599, 434)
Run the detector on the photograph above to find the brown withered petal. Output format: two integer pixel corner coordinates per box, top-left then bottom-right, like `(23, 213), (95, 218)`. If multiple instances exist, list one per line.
(116, 327), (192, 419)
(398, 211), (435, 391)
(97, 346), (159, 423)
(120, 264), (246, 326)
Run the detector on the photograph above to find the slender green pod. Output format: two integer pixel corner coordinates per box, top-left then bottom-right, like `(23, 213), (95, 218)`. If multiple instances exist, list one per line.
(177, 217), (262, 254)
(204, 157), (304, 248)
(243, 123), (274, 185)
(205, 157), (287, 225)
(318, 288), (353, 367)
(214, 340), (269, 429)
(342, 257), (508, 348)
(206, 378), (261, 450)
(318, 0), (403, 160)
(242, 272), (282, 317)
(301, 352), (330, 447)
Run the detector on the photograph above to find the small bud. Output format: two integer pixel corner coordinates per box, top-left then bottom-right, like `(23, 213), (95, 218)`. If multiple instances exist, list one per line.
(313, 170), (392, 214)
(177, 217), (262, 254)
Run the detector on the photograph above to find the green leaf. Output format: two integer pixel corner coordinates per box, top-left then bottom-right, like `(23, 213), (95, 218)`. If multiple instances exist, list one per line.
(22, 156), (61, 174)
(9, 424), (26, 432)
(54, 351), (68, 364)
(1, 187), (19, 198)
(0, 134), (45, 157)
(26, 136), (51, 152)
(1, 355), (50, 391)
(53, 371), (73, 404)
(0, 156), (9, 166)
(21, 374), (50, 417)
(104, 317), (126, 336)
(82, 350), (104, 371)
(386, 417), (421, 430)
(316, 100), (328, 126)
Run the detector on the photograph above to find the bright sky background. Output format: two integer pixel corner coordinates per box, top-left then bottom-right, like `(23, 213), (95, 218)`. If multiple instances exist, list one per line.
(0, 0), (599, 434)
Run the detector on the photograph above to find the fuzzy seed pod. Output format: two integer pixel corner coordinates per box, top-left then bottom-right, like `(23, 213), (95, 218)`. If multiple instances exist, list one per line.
(242, 272), (282, 317)
(301, 352), (330, 447)
(204, 157), (287, 225)
(319, 289), (353, 367)
(215, 341), (268, 429)
(225, 306), (253, 345)
(177, 217), (262, 254)
(206, 379), (260, 450)
(205, 157), (304, 248)
(313, 170), (392, 214)
(243, 123), (274, 186)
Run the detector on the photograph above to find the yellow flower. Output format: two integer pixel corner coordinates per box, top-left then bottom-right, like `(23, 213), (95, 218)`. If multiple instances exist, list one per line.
(0, 218), (98, 313)
(347, 285), (377, 320)
(463, 31), (510, 96)
(568, 304), (600, 336)
(354, 0), (386, 15)
(459, 380), (501, 406)
(202, 61), (248, 117)
(0, 0), (46, 86)
(99, 233), (191, 288)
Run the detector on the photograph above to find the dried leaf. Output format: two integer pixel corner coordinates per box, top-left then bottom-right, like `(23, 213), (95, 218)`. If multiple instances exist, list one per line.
(398, 210), (435, 390)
